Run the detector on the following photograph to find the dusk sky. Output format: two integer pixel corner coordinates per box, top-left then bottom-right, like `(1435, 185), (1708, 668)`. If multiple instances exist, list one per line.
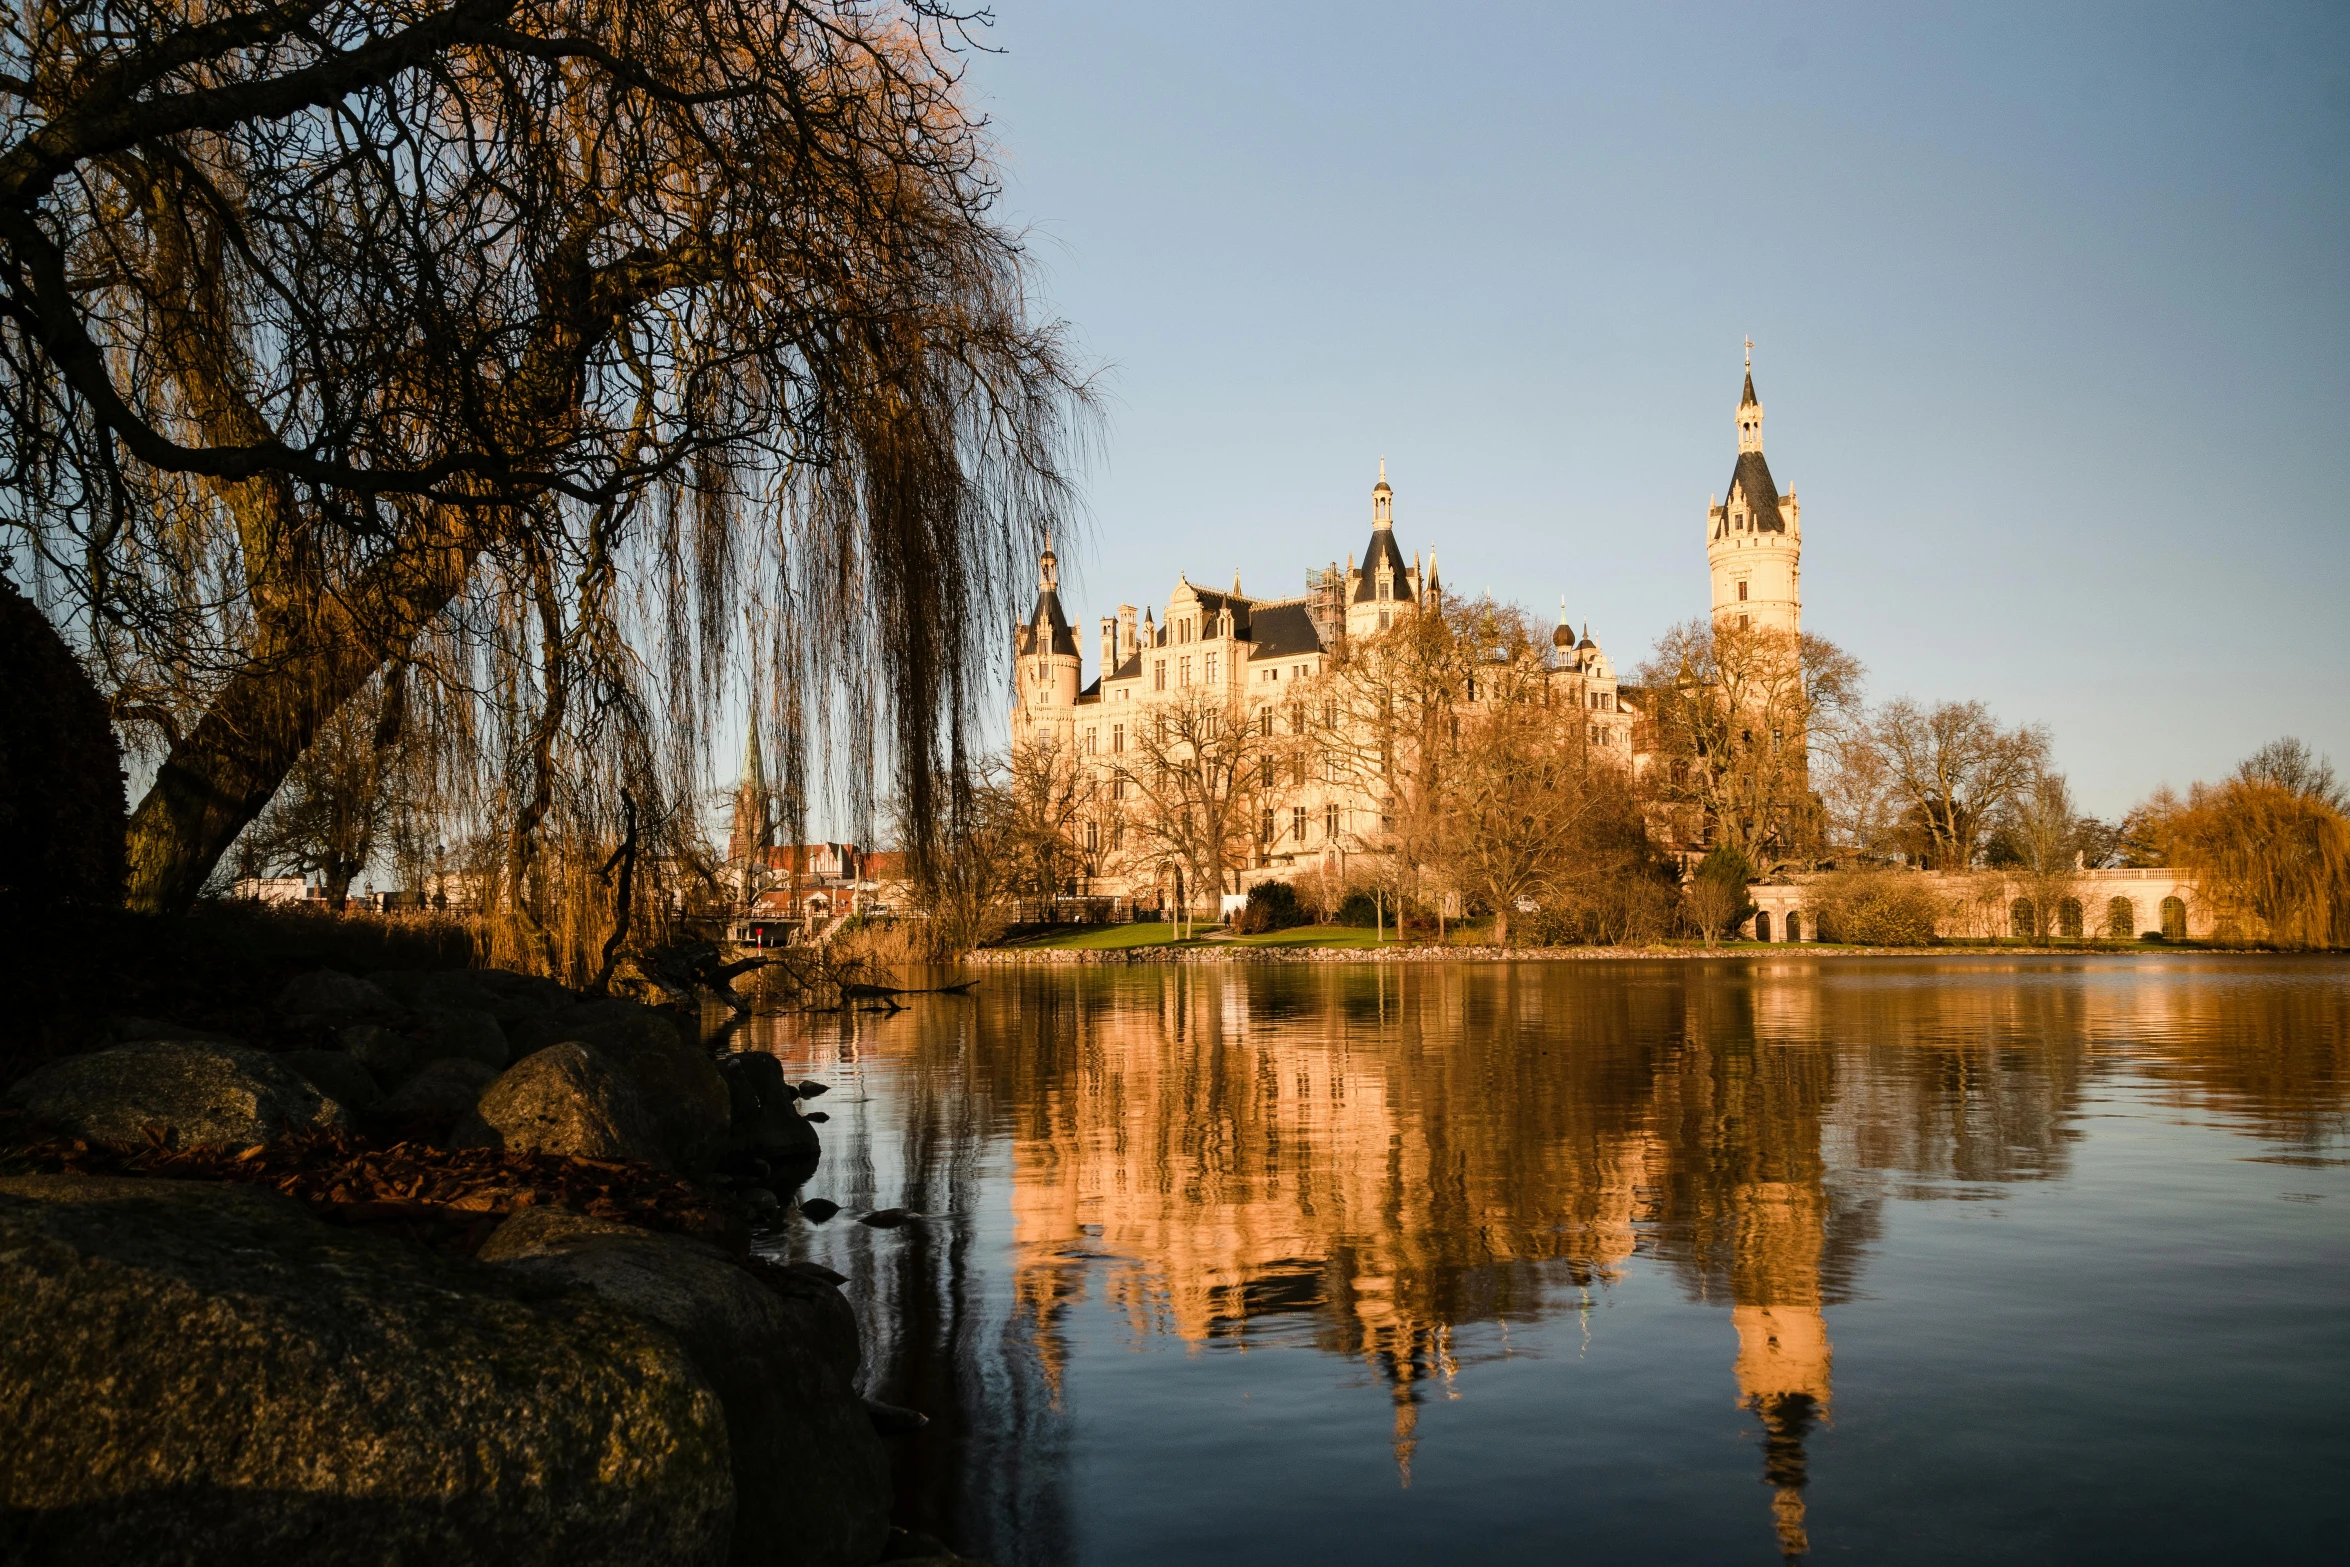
(965, 0), (2350, 816)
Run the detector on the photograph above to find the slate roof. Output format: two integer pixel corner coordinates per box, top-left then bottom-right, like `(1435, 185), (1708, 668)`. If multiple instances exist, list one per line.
(1017, 587), (1080, 658)
(1351, 525), (1413, 602)
(1741, 370), (1759, 409)
(1723, 450), (1786, 533)
(1246, 600), (1326, 659)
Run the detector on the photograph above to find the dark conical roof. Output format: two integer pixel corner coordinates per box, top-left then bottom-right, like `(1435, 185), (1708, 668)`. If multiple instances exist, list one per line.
(1352, 525), (1412, 603)
(1723, 450), (1786, 533)
(1741, 370), (1759, 409)
(1018, 587), (1078, 658)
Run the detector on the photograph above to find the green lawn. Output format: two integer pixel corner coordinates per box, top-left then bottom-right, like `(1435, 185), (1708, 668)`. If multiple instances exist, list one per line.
(1000, 921), (1401, 951)
(1223, 924), (1391, 948)
(1000, 921), (1209, 950)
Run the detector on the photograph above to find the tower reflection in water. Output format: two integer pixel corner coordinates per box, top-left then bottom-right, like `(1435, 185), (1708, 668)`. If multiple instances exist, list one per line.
(749, 959), (2340, 1564)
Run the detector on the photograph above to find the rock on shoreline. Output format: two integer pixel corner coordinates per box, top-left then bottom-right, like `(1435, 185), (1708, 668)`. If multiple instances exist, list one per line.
(0, 1175), (737, 1566)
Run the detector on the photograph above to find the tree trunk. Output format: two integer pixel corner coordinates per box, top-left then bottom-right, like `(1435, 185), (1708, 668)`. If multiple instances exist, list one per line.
(125, 635), (387, 915)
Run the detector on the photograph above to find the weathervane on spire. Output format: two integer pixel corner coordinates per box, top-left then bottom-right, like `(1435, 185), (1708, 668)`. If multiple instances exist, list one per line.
(1744, 336), (1752, 369)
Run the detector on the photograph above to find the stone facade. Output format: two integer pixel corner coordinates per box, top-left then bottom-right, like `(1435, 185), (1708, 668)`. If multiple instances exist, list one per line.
(1009, 458), (1635, 906)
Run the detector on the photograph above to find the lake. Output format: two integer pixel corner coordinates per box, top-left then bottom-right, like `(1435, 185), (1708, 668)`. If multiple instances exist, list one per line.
(741, 956), (2349, 1564)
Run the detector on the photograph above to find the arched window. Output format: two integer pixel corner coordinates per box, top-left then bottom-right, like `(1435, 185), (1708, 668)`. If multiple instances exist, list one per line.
(2057, 898), (2083, 939)
(2106, 897), (2134, 939)
(2010, 898), (2036, 940)
(2161, 896), (2187, 940)
(1754, 910), (1772, 942)
(1785, 911), (1801, 942)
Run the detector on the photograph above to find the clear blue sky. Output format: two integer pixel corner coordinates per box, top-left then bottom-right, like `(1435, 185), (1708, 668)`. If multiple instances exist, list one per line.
(960, 0), (2350, 817)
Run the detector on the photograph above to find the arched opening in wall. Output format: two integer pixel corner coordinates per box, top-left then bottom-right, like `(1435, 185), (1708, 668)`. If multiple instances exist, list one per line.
(2010, 898), (2037, 940)
(2106, 897), (2134, 939)
(1785, 911), (1801, 942)
(2057, 899), (2083, 939)
(1755, 911), (1772, 942)
(2161, 897), (2188, 940)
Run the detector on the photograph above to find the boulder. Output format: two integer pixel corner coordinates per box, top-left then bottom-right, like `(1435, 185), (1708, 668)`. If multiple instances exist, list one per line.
(464, 1042), (670, 1168)
(375, 1057), (499, 1126)
(274, 969), (399, 1019)
(106, 1017), (239, 1046)
(279, 1049), (382, 1113)
(365, 968), (571, 1026)
(0, 1175), (731, 1566)
(481, 1208), (886, 1567)
(5, 1039), (346, 1150)
(511, 1003), (728, 1175)
(336, 1022), (418, 1085)
(366, 967), (496, 1015)
(718, 1051), (820, 1166)
(416, 1006), (511, 1071)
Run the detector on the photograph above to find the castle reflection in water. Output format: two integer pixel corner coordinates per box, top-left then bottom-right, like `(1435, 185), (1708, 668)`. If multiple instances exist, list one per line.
(745, 959), (2348, 1564)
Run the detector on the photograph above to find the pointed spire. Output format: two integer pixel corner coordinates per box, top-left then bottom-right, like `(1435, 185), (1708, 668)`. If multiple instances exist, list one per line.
(1233, 567), (1242, 595)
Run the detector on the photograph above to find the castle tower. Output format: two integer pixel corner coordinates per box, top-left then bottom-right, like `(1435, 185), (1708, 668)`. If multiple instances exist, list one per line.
(1013, 535), (1082, 751)
(1346, 459), (1421, 639)
(1707, 342), (1802, 636)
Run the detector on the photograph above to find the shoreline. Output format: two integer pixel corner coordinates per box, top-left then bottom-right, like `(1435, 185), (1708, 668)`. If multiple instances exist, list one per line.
(964, 942), (2298, 966)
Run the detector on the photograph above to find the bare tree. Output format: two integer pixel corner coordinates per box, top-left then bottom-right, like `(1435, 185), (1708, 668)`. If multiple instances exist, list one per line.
(1634, 618), (1863, 869)
(0, 1), (1089, 923)
(1315, 595), (1497, 939)
(2144, 745), (2350, 948)
(2237, 737), (2347, 812)
(1989, 772), (2087, 938)
(1862, 699), (2050, 871)
(1427, 614), (1605, 948)
(241, 670), (410, 910)
(1001, 738), (1096, 911)
(1110, 691), (1267, 931)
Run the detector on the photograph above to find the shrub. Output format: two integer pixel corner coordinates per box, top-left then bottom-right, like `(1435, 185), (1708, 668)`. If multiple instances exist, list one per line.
(1234, 880), (1307, 934)
(1516, 905), (1582, 947)
(1810, 870), (1944, 946)
(1334, 890), (1380, 928)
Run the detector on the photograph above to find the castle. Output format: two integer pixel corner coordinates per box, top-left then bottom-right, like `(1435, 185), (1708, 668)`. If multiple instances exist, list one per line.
(1010, 350), (1803, 908)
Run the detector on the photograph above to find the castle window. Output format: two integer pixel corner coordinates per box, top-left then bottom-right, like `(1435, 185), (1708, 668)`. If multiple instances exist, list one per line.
(1738, 580), (1748, 601)
(1179, 657), (1191, 687)
(1084, 728), (1096, 755)
(1153, 660), (1165, 691)
(2106, 897), (2135, 938)
(1738, 614), (1750, 630)
(1378, 576), (1391, 601)
(1292, 806), (1307, 842)
(1261, 756), (1275, 788)
(1085, 821), (1099, 853)
(1292, 754), (1306, 786)
(1205, 653), (1218, 683)
(1378, 611), (1390, 631)
(1261, 808), (1275, 846)
(1258, 707), (1273, 737)
(1113, 724), (1125, 754)
(1324, 701), (1337, 728)
(1325, 803), (1340, 839)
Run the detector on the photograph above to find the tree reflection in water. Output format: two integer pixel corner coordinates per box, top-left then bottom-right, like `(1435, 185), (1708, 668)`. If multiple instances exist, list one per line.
(744, 957), (2349, 1565)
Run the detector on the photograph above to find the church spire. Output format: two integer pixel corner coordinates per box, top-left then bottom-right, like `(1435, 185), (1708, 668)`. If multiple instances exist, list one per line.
(1372, 457), (1393, 529)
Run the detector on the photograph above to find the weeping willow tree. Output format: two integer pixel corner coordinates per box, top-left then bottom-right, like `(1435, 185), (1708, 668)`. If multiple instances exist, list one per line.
(2151, 770), (2350, 950)
(0, 0), (1090, 965)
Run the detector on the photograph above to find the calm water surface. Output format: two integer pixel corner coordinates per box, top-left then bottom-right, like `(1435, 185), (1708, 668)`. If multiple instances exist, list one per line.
(739, 957), (2350, 1564)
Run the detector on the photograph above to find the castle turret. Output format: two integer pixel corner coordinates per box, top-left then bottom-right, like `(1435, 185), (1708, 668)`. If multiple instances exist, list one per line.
(1707, 342), (1803, 637)
(1347, 459), (1418, 639)
(1013, 536), (1082, 750)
